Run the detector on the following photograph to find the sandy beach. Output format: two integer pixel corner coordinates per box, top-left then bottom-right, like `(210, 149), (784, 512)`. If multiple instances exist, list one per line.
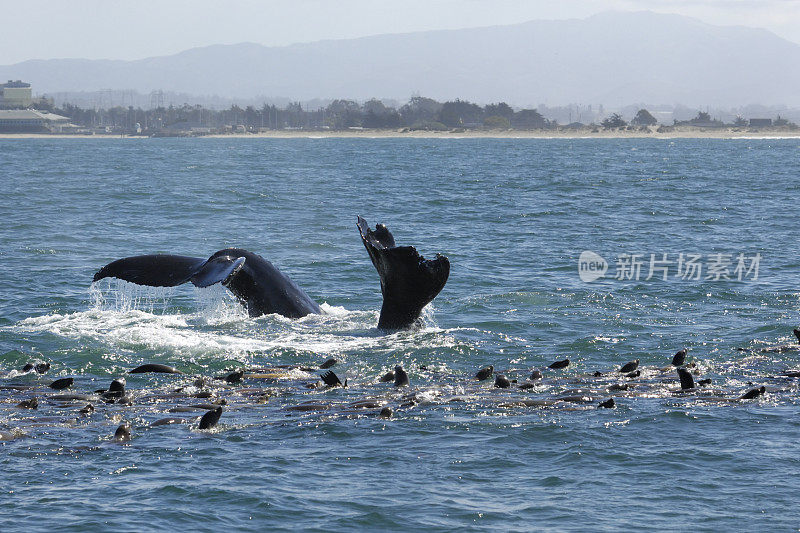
(2, 127), (800, 140)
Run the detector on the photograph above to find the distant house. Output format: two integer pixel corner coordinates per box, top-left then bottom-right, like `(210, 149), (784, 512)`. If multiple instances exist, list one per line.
(0, 80), (33, 108)
(675, 112), (725, 128)
(0, 109), (71, 133)
(749, 118), (772, 127)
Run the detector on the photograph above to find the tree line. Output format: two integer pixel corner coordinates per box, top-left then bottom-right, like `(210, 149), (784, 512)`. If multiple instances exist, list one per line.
(32, 98), (796, 133)
(35, 96), (553, 132)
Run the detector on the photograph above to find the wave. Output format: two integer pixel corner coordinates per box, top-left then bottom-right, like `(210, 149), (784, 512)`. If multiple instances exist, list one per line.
(7, 282), (459, 361)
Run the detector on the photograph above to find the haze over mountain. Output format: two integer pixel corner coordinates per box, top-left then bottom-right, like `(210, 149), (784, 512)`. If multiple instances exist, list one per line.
(2, 11), (798, 107)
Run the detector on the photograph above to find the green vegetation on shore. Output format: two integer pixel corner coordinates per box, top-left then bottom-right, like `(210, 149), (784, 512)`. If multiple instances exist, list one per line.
(24, 97), (800, 136)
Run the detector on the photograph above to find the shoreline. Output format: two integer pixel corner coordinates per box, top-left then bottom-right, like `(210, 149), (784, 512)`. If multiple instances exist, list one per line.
(2, 128), (800, 140)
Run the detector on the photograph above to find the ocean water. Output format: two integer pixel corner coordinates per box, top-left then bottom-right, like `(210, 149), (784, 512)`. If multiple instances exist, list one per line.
(1, 137), (799, 531)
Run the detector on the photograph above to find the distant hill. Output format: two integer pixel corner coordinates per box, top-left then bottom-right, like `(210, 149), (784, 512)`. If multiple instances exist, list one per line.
(2, 11), (799, 107)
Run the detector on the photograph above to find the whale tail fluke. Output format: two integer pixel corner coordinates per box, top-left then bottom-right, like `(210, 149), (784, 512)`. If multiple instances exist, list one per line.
(93, 254), (245, 288)
(357, 216), (450, 330)
(190, 256), (245, 288)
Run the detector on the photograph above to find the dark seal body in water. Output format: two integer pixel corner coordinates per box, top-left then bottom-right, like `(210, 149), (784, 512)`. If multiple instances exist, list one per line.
(677, 368), (695, 390)
(49, 377), (73, 390)
(475, 365), (494, 381)
(129, 363), (182, 374)
(93, 217), (449, 330)
(199, 407), (223, 430)
(494, 374), (511, 388)
(393, 366), (409, 387)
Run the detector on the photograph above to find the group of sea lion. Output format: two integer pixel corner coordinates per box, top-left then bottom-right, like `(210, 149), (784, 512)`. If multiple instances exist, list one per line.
(4, 208), (800, 445)
(2, 327), (800, 444)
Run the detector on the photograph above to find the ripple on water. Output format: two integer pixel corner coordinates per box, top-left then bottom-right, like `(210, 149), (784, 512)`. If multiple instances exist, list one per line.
(2, 138), (800, 530)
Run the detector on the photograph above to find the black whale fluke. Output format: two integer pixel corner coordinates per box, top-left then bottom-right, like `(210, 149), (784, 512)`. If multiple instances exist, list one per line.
(93, 249), (320, 319)
(93, 254), (244, 288)
(357, 216), (450, 330)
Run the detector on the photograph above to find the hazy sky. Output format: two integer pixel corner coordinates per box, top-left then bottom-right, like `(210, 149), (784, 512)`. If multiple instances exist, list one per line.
(1, 0), (798, 65)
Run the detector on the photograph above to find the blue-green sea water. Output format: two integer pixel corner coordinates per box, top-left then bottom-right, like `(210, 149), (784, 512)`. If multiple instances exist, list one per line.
(1, 138), (799, 531)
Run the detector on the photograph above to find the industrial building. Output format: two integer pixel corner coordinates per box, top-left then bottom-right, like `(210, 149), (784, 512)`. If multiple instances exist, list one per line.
(749, 118), (773, 127)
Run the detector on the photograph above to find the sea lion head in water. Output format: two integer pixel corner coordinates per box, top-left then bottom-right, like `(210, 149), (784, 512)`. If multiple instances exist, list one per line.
(494, 374), (511, 388)
(393, 366), (409, 387)
(198, 407), (223, 429)
(113, 422), (131, 443)
(109, 378), (126, 392)
(475, 365), (494, 381)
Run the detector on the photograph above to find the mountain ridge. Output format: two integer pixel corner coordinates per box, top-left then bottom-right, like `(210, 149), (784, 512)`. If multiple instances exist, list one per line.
(2, 11), (799, 106)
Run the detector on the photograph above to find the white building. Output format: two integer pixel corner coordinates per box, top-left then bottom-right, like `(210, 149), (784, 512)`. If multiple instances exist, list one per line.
(0, 109), (71, 132)
(0, 80), (33, 108)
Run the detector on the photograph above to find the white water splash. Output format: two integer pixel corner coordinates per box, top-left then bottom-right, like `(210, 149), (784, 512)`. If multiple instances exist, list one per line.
(9, 285), (458, 360)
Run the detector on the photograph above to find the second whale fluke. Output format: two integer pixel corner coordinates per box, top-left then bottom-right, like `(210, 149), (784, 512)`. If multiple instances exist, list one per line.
(357, 217), (450, 330)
